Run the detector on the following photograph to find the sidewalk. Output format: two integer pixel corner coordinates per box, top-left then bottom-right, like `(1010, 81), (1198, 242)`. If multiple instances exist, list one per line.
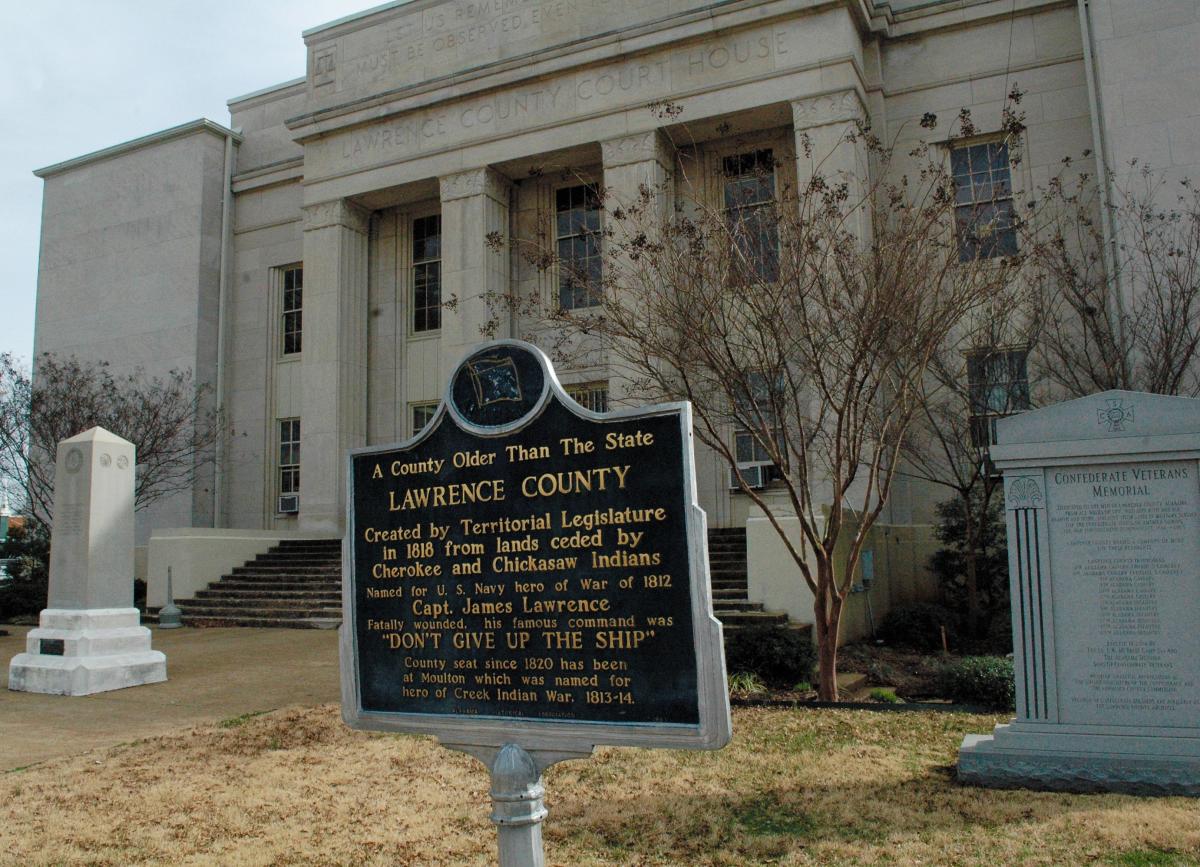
(0, 624), (341, 770)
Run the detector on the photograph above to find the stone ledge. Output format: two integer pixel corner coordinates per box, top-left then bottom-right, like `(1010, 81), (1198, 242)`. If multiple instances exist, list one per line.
(958, 733), (1200, 796)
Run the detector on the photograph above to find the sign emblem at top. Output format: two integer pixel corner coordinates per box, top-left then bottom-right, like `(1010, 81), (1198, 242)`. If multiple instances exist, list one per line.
(1097, 397), (1135, 432)
(449, 344), (547, 431)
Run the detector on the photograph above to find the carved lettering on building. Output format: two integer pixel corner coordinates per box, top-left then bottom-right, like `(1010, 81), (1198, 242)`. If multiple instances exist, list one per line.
(320, 23), (796, 173)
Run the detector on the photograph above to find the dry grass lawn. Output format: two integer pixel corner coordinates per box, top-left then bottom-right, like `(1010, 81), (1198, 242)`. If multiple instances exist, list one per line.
(1, 705), (1198, 866)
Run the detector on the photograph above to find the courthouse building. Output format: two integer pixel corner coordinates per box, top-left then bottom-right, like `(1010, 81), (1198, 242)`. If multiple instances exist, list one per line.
(30, 0), (1200, 623)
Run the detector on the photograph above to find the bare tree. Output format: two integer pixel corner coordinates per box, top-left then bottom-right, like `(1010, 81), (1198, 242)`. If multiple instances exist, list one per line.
(1028, 164), (1200, 397)
(0, 353), (220, 525)
(492, 115), (1027, 699)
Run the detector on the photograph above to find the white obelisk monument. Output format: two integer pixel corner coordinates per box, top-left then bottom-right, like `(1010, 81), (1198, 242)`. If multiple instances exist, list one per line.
(8, 427), (166, 695)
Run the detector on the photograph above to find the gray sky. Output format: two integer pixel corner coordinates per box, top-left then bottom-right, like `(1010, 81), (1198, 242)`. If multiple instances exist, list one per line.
(1, 0), (377, 367)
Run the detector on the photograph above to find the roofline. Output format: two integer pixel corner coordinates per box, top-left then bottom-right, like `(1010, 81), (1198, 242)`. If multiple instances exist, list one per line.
(227, 76), (307, 108)
(302, 0), (416, 38)
(33, 119), (243, 179)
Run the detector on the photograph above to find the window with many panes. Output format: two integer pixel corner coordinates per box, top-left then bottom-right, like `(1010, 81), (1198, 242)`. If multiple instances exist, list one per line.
(565, 381), (608, 413)
(733, 430), (785, 488)
(952, 141), (1017, 261)
(731, 371), (785, 489)
(278, 418), (300, 498)
(967, 348), (1030, 448)
(722, 149), (779, 283)
(412, 215), (442, 333)
(411, 402), (438, 437)
(556, 184), (602, 310)
(280, 265), (303, 355)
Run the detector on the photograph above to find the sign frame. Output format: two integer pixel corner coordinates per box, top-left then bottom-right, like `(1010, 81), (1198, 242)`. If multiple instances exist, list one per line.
(338, 339), (731, 762)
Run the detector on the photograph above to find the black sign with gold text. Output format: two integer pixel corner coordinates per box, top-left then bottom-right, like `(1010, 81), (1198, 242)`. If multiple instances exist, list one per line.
(348, 344), (703, 725)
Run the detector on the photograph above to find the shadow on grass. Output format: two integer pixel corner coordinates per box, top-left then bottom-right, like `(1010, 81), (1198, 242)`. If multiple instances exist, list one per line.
(544, 768), (1175, 864)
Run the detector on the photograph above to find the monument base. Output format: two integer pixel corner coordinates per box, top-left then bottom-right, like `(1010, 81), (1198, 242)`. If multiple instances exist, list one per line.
(8, 607), (167, 696)
(959, 723), (1200, 796)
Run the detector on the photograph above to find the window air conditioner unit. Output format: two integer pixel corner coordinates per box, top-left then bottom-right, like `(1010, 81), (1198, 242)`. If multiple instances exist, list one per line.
(278, 494), (300, 514)
(729, 465), (767, 490)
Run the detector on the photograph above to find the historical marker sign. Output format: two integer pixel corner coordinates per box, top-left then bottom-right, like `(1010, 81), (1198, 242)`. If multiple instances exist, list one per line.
(340, 340), (731, 760)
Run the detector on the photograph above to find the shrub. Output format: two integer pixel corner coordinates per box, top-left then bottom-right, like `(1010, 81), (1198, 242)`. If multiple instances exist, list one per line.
(938, 655), (1015, 710)
(879, 602), (960, 652)
(0, 519), (50, 622)
(723, 625), (816, 688)
(727, 671), (767, 697)
(929, 492), (1011, 651)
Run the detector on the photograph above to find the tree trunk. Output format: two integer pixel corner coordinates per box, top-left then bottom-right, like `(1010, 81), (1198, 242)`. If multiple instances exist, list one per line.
(813, 562), (843, 701)
(963, 501), (981, 641)
(816, 620), (840, 701)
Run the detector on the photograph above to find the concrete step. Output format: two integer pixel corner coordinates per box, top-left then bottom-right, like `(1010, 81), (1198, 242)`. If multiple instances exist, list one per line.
(178, 603), (341, 619)
(245, 561), (340, 571)
(250, 549), (342, 559)
(711, 588), (748, 599)
(194, 588), (341, 601)
(230, 565), (340, 576)
(189, 595), (341, 609)
(715, 609), (790, 627)
(215, 579), (341, 591)
(722, 621), (811, 634)
(179, 614), (341, 629)
(711, 600), (765, 612)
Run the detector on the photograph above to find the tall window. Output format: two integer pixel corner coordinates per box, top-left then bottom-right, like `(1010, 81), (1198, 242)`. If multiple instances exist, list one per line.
(952, 141), (1017, 261)
(278, 418), (300, 499)
(723, 149), (779, 283)
(565, 381), (608, 413)
(280, 265), (303, 355)
(411, 402), (438, 437)
(556, 184), (602, 310)
(968, 348), (1030, 448)
(412, 215), (442, 333)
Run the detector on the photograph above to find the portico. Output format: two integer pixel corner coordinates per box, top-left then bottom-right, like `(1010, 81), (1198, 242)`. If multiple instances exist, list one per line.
(274, 0), (873, 531)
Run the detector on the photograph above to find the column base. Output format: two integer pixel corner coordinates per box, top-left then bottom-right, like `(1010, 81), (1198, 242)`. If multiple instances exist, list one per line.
(8, 608), (167, 696)
(959, 724), (1200, 796)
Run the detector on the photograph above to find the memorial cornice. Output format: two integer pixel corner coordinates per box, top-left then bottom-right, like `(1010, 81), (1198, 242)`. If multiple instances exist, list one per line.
(790, 88), (867, 129)
(302, 199), (371, 234)
(601, 130), (676, 170)
(438, 167), (512, 204)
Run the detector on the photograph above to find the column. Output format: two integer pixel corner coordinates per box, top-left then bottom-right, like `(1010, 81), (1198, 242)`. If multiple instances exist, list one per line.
(600, 130), (675, 405)
(791, 89), (869, 240)
(300, 199), (370, 533)
(439, 167), (512, 384)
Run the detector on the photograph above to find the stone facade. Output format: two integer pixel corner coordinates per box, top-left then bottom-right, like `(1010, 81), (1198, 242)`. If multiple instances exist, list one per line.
(30, 0), (1191, 545)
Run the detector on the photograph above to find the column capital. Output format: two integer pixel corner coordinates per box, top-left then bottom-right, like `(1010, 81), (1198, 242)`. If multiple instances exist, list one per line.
(600, 129), (674, 170)
(439, 166), (512, 203)
(302, 199), (370, 235)
(790, 89), (867, 129)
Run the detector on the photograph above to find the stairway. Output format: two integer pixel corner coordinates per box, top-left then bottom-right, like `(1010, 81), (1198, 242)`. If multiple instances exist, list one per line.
(152, 539), (342, 629)
(707, 527), (791, 628)
(152, 531), (789, 632)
